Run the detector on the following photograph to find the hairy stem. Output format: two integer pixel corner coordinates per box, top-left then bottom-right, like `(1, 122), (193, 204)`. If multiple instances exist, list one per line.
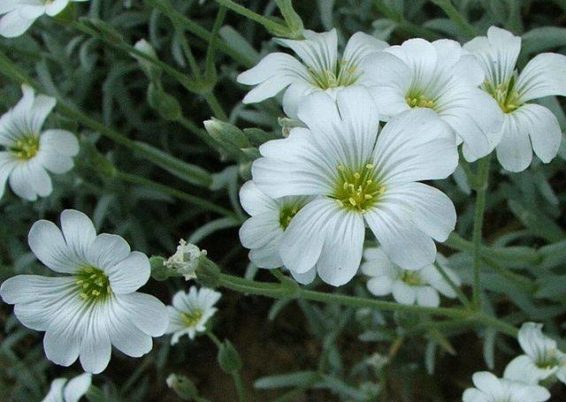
(472, 155), (491, 309)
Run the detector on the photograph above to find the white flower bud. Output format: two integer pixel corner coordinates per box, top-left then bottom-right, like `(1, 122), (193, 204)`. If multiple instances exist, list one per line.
(165, 239), (206, 280)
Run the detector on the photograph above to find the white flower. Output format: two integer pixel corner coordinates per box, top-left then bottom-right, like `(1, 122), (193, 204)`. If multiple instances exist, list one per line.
(0, 0), (87, 38)
(237, 29), (388, 118)
(504, 322), (566, 384)
(462, 371), (550, 402)
(361, 247), (461, 307)
(0, 209), (168, 374)
(165, 286), (221, 344)
(42, 373), (91, 402)
(239, 180), (315, 284)
(464, 26), (566, 172)
(165, 239), (206, 280)
(0, 85), (79, 201)
(251, 87), (458, 286)
(360, 37), (504, 162)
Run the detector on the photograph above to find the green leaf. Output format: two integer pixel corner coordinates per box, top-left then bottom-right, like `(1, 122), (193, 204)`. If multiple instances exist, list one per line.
(133, 141), (212, 188)
(522, 27), (566, 54)
(254, 371), (319, 389)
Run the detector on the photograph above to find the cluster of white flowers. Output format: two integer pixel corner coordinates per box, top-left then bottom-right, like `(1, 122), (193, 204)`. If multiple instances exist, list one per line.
(463, 322), (565, 401)
(0, 0), (87, 38)
(0, 85), (79, 201)
(237, 26), (565, 291)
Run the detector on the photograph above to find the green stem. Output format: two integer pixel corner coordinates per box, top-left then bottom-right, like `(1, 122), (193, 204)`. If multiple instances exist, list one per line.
(205, 94), (228, 120)
(116, 171), (234, 218)
(373, 0), (442, 41)
(431, 0), (477, 39)
(207, 332), (248, 402)
(231, 372), (247, 402)
(217, 273), (517, 337)
(145, 0), (251, 67)
(472, 155), (491, 309)
(206, 5), (227, 78)
(444, 233), (540, 264)
(215, 0), (288, 35)
(433, 261), (471, 307)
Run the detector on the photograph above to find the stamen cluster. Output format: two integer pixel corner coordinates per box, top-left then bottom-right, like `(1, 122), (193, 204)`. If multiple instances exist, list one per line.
(76, 266), (111, 302)
(333, 163), (384, 213)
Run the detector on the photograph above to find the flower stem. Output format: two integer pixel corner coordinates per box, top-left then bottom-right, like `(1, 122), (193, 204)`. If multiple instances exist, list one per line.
(116, 171), (235, 218)
(214, 0), (288, 35)
(431, 0), (477, 39)
(472, 155), (491, 310)
(217, 272), (517, 337)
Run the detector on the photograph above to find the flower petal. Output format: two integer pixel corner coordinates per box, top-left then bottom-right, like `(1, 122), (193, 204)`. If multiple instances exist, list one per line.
(334, 87), (380, 167)
(29, 94), (56, 133)
(381, 182), (456, 242)
(9, 160), (52, 201)
(43, 301), (83, 367)
(282, 81), (315, 119)
(253, 129), (335, 198)
(343, 32), (388, 65)
(289, 266), (316, 285)
(279, 198), (335, 274)
(237, 52), (309, 103)
(239, 180), (279, 216)
(517, 53), (566, 102)
(28, 220), (80, 273)
(440, 87), (504, 162)
(60, 209), (97, 261)
(106, 301), (153, 358)
(464, 26), (521, 86)
(0, 10), (36, 38)
(78, 306), (112, 374)
(361, 247), (396, 277)
(416, 286), (440, 307)
(359, 52), (411, 118)
(366, 202), (436, 270)
(373, 108), (458, 185)
(516, 104), (561, 164)
(367, 276), (394, 296)
(86, 233), (131, 270)
(392, 281), (416, 304)
(106, 251), (150, 294)
(276, 29), (338, 73)
(315, 210), (365, 286)
(495, 113), (533, 172)
(385, 38), (438, 86)
(63, 373), (92, 402)
(117, 292), (168, 337)
(239, 212), (282, 249)
(39, 129), (79, 156)
(0, 152), (16, 199)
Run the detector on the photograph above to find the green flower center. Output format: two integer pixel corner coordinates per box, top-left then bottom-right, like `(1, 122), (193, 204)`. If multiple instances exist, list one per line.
(76, 266), (111, 302)
(406, 90), (436, 110)
(333, 163), (384, 213)
(10, 136), (40, 160)
(400, 271), (423, 287)
(279, 204), (301, 229)
(484, 76), (521, 114)
(181, 310), (203, 327)
(308, 60), (359, 90)
(535, 351), (559, 369)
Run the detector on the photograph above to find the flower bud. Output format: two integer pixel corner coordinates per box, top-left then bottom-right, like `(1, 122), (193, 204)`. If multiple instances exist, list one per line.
(217, 340), (242, 374)
(134, 39), (161, 81)
(166, 374), (199, 401)
(165, 239), (206, 281)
